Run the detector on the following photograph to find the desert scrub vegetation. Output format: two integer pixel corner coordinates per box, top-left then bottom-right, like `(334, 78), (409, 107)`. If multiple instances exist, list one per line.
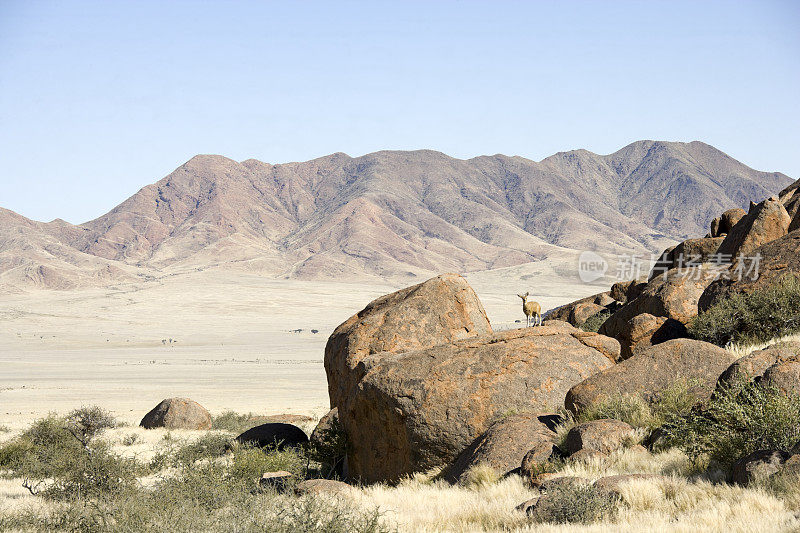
(554, 380), (701, 449)
(0, 408), (391, 533)
(662, 378), (800, 471)
(580, 309), (612, 333)
(690, 273), (800, 348)
(528, 481), (617, 524)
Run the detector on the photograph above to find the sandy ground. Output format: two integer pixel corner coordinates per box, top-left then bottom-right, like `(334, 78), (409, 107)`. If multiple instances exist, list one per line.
(0, 264), (605, 429)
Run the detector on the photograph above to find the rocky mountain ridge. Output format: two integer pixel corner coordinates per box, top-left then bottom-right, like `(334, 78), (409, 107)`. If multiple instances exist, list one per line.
(0, 140), (791, 289)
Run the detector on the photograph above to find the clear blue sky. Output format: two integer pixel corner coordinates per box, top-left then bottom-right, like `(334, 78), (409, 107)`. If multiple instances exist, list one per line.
(1, 0), (798, 224)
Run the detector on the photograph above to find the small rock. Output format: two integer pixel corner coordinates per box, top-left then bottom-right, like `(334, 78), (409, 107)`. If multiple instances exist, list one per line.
(259, 471), (294, 491)
(444, 413), (556, 484)
(236, 423), (309, 450)
(515, 497), (539, 513)
(568, 448), (605, 462)
(140, 398), (212, 430)
(731, 449), (791, 486)
(563, 419), (637, 457)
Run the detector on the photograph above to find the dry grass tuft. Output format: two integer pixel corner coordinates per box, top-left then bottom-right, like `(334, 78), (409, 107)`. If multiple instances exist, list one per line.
(726, 332), (800, 359)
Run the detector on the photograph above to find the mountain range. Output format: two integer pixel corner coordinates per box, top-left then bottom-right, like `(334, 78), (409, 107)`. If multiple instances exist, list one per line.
(0, 140), (792, 290)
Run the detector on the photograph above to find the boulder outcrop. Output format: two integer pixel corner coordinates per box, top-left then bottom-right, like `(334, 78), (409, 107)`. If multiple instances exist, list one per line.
(716, 197), (791, 260)
(565, 339), (736, 414)
(599, 268), (715, 358)
(544, 291), (617, 327)
(717, 342), (800, 387)
(343, 325), (615, 482)
(700, 230), (800, 310)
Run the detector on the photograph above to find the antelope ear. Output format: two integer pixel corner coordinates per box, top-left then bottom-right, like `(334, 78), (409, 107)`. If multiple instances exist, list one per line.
(524, 291), (530, 297)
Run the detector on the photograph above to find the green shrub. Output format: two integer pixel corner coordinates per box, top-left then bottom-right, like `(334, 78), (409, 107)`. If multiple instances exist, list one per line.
(121, 433), (140, 446)
(528, 482), (616, 524)
(171, 433), (233, 466)
(662, 379), (800, 470)
(568, 380), (701, 430)
(40, 441), (140, 501)
(66, 406), (116, 444)
(0, 411), (139, 501)
(690, 274), (800, 347)
(0, 414), (395, 533)
(229, 445), (306, 486)
(581, 310), (612, 333)
(1, 415), (82, 474)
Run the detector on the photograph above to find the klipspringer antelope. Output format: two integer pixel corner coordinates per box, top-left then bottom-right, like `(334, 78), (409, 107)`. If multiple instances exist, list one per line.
(517, 292), (541, 327)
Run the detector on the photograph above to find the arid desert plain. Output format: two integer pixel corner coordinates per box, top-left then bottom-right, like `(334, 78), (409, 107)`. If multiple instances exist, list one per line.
(0, 261), (604, 430)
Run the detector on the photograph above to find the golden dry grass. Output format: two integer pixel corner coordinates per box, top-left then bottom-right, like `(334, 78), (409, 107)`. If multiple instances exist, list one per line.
(3, 424), (800, 532)
(726, 332), (800, 359)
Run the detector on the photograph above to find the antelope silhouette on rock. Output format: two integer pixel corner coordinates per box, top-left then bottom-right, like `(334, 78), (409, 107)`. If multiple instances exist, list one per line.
(518, 292), (541, 327)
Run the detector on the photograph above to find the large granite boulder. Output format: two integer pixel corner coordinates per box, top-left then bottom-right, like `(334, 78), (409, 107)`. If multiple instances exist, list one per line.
(343, 325), (615, 482)
(700, 230), (800, 310)
(324, 273), (492, 410)
(140, 398), (212, 430)
(442, 413), (557, 484)
(716, 197), (791, 260)
(565, 339), (736, 415)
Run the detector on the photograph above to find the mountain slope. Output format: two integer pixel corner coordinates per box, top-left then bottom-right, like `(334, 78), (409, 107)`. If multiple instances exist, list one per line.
(1, 140), (792, 287)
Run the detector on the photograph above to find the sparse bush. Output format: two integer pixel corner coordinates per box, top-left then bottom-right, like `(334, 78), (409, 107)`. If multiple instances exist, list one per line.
(528, 482), (617, 524)
(171, 433), (233, 466)
(662, 379), (800, 470)
(41, 441), (140, 501)
(0, 415), (82, 473)
(66, 406), (116, 446)
(230, 445), (307, 486)
(212, 411), (254, 432)
(0, 410), (139, 501)
(121, 433), (140, 446)
(581, 310), (612, 333)
(556, 380), (701, 450)
(690, 274), (800, 347)
(211, 411), (277, 434)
